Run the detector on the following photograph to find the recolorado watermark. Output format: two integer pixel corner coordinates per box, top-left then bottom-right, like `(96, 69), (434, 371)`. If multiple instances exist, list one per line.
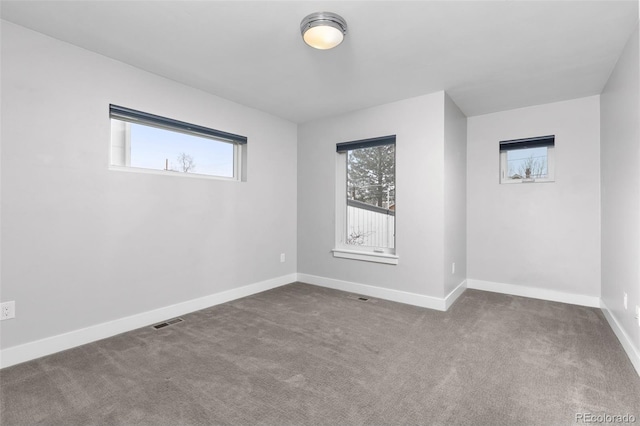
(576, 413), (636, 423)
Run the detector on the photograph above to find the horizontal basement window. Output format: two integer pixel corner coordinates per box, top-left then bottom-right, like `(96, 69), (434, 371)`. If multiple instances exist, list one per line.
(499, 135), (555, 184)
(109, 105), (247, 181)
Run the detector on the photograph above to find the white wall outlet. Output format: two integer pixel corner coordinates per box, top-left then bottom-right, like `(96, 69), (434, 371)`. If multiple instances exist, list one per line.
(280, 253), (285, 263)
(451, 262), (456, 274)
(1, 301), (15, 320)
(624, 292), (628, 310)
(636, 306), (640, 327)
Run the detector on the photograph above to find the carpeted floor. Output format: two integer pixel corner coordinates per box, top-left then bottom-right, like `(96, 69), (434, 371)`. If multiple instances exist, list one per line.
(1, 283), (639, 425)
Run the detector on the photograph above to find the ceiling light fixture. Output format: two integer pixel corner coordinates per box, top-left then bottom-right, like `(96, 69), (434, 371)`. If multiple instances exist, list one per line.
(300, 12), (347, 50)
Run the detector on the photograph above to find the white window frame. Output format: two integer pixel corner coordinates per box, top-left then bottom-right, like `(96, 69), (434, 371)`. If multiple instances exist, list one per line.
(333, 138), (398, 265)
(499, 136), (555, 184)
(109, 105), (246, 182)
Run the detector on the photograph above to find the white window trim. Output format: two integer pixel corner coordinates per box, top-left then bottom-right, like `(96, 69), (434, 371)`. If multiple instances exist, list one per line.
(332, 248), (399, 265)
(108, 164), (240, 182)
(109, 143), (244, 182)
(334, 152), (397, 265)
(500, 146), (555, 184)
(109, 119), (244, 182)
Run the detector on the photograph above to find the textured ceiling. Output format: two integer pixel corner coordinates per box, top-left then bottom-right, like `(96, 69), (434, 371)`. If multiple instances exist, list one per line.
(1, 1), (638, 123)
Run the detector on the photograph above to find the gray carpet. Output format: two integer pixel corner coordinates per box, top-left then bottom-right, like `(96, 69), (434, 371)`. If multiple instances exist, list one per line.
(1, 283), (639, 425)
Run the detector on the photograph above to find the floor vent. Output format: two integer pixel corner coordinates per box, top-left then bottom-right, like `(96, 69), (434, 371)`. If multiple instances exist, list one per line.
(152, 318), (184, 330)
(347, 294), (375, 303)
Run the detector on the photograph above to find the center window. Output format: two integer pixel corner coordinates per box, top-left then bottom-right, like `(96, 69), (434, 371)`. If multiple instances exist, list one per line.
(334, 135), (397, 264)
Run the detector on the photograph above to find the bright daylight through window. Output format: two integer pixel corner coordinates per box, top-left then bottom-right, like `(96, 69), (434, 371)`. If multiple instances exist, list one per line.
(334, 136), (396, 264)
(500, 135), (555, 184)
(109, 105), (247, 180)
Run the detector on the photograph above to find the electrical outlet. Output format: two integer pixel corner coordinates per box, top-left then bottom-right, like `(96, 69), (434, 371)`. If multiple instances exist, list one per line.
(636, 306), (640, 327)
(1, 301), (15, 320)
(280, 253), (285, 263)
(624, 292), (628, 310)
(451, 262), (455, 274)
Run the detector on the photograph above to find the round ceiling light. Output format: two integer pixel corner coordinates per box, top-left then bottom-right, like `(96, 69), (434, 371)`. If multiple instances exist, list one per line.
(300, 12), (347, 50)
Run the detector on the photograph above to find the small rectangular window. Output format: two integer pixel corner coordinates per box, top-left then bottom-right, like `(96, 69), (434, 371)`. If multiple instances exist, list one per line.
(500, 135), (555, 184)
(334, 136), (396, 263)
(109, 105), (247, 180)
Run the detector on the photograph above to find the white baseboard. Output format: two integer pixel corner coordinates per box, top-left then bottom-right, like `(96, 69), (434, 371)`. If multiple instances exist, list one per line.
(0, 273), (296, 369)
(297, 273), (467, 312)
(600, 300), (640, 376)
(445, 280), (468, 310)
(466, 279), (600, 308)
(6, 272), (634, 378)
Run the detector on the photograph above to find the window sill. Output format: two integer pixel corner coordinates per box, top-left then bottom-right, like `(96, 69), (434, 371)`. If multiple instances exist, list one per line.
(501, 178), (555, 184)
(109, 165), (239, 182)
(332, 248), (398, 265)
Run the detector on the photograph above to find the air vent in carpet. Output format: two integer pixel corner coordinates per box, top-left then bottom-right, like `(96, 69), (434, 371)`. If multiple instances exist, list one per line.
(347, 294), (375, 303)
(152, 317), (184, 330)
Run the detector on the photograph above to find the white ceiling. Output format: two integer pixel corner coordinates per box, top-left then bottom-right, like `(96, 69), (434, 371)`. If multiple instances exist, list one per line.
(1, 1), (638, 123)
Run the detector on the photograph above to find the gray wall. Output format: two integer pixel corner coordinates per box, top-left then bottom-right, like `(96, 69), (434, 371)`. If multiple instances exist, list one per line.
(467, 96), (601, 297)
(601, 24), (640, 353)
(0, 22), (298, 349)
(444, 94), (467, 296)
(298, 91), (467, 298)
(297, 92), (448, 297)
